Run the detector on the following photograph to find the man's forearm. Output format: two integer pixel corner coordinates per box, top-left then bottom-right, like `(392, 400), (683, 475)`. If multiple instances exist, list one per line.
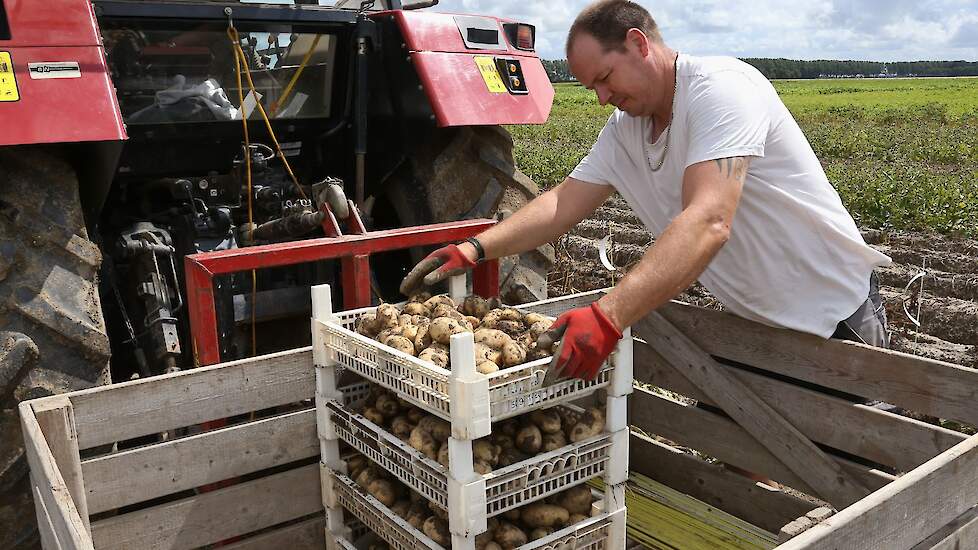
(597, 207), (730, 330)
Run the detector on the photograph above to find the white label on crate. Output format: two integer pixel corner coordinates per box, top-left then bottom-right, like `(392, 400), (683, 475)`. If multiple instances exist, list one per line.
(28, 62), (81, 79)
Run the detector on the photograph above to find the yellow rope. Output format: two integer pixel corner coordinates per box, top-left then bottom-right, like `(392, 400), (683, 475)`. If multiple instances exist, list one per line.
(269, 34), (322, 116)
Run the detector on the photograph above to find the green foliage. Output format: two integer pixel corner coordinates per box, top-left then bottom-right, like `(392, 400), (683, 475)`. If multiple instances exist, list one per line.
(510, 78), (978, 237)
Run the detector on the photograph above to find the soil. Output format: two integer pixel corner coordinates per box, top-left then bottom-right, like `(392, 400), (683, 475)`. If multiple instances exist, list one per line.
(548, 193), (978, 369)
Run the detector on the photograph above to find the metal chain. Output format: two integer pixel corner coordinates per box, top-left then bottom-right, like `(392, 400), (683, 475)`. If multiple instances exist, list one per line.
(646, 53), (680, 173)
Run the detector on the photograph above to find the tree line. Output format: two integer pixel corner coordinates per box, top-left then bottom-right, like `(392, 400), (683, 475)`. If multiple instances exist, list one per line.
(542, 58), (978, 82)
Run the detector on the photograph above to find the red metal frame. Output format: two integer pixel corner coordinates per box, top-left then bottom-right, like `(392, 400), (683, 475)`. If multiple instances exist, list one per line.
(185, 219), (499, 366)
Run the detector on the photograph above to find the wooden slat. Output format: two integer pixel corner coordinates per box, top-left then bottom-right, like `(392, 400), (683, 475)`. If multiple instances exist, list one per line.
(653, 301), (978, 425)
(220, 516), (325, 550)
(629, 431), (816, 534)
(32, 396), (91, 535)
(91, 464), (322, 550)
(629, 387), (895, 502)
(777, 434), (978, 550)
(633, 341), (968, 472)
(19, 402), (94, 550)
(911, 505), (978, 550)
(82, 408), (318, 514)
(64, 347), (314, 449)
(638, 312), (872, 507)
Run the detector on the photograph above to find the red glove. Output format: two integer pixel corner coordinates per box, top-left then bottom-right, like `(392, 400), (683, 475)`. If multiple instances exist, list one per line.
(545, 302), (623, 381)
(399, 244), (477, 295)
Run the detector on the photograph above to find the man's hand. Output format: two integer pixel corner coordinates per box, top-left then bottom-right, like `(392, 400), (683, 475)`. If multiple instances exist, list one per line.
(399, 244), (477, 295)
(542, 302), (623, 381)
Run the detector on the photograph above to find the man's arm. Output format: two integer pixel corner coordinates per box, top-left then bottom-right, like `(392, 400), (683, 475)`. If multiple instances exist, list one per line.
(458, 177), (615, 262)
(596, 156), (749, 330)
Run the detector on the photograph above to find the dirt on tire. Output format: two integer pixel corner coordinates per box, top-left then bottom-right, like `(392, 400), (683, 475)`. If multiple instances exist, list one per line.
(0, 145), (111, 549)
(551, 193), (977, 368)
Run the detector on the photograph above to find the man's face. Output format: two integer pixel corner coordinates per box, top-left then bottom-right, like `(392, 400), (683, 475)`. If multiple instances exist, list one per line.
(568, 31), (655, 117)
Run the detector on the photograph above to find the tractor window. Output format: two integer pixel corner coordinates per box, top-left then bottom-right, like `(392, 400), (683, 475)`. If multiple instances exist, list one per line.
(104, 27), (337, 124)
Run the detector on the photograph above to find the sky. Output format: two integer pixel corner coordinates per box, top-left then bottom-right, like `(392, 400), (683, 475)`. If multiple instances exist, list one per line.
(433, 0), (978, 62)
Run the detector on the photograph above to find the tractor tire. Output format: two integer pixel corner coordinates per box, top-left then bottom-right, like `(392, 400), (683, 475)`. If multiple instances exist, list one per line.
(385, 125), (554, 304)
(0, 146), (111, 549)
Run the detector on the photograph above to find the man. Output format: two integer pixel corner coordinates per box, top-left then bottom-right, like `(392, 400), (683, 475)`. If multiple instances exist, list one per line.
(400, 0), (891, 381)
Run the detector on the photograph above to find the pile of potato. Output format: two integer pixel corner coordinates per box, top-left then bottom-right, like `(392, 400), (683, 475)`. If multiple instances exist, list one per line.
(355, 384), (608, 475)
(347, 451), (600, 549)
(353, 294), (555, 374)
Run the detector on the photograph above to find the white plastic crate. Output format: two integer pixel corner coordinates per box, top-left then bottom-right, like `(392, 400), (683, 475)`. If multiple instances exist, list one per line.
(328, 470), (624, 550)
(326, 398), (617, 516)
(319, 312), (617, 423)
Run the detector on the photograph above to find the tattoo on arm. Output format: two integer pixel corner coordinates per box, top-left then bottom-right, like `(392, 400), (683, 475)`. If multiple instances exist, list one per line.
(713, 157), (749, 183)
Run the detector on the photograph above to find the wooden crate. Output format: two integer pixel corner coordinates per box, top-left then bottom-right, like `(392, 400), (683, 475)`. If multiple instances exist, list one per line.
(19, 290), (978, 549)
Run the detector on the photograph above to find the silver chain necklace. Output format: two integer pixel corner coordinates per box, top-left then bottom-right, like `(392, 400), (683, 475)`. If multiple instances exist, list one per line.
(647, 53), (680, 173)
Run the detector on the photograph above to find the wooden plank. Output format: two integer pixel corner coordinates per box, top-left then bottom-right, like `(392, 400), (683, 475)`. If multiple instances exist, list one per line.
(81, 408), (318, 514)
(32, 396), (91, 536)
(91, 463), (322, 550)
(776, 434), (978, 550)
(910, 505), (978, 550)
(653, 301), (978, 425)
(18, 402), (94, 550)
(220, 516), (325, 550)
(633, 341), (968, 472)
(64, 347), (314, 450)
(629, 431), (817, 534)
(629, 387), (895, 502)
(638, 312), (872, 507)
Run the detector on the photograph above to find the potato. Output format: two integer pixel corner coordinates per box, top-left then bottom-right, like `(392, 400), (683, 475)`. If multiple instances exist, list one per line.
(385, 335), (416, 356)
(390, 499), (411, 518)
(429, 500), (449, 520)
(422, 517), (451, 547)
(418, 347), (449, 368)
(541, 430), (567, 452)
(569, 407), (605, 442)
(529, 528), (553, 541)
(530, 408), (562, 434)
(497, 447), (528, 468)
(502, 508), (521, 522)
(523, 312), (549, 326)
(526, 343), (552, 361)
(356, 313), (379, 336)
(477, 360), (500, 374)
(375, 303), (400, 330)
(399, 324), (420, 342)
(406, 501), (429, 529)
(406, 407), (425, 424)
(375, 393), (401, 418)
(474, 328), (512, 350)
(474, 439), (501, 465)
(437, 442), (450, 468)
(569, 513), (588, 524)
(432, 303), (466, 321)
(500, 341), (527, 367)
(409, 426), (439, 460)
(520, 503), (570, 528)
(402, 302), (430, 316)
(390, 416), (414, 439)
(495, 319), (525, 336)
(474, 460), (493, 474)
(417, 416), (452, 442)
(424, 294), (456, 310)
(557, 485), (593, 515)
(414, 324), (433, 351)
(347, 455), (367, 474)
(462, 295), (490, 319)
(375, 327), (402, 344)
(497, 420), (518, 437)
(527, 320), (552, 339)
(483, 543), (503, 550)
(398, 314), (414, 326)
(355, 467), (379, 487)
(474, 342), (498, 363)
(465, 315), (481, 329)
(491, 433), (514, 449)
(363, 407), (385, 426)
(516, 424), (542, 454)
(408, 291), (432, 303)
(429, 317), (469, 345)
(494, 521), (528, 549)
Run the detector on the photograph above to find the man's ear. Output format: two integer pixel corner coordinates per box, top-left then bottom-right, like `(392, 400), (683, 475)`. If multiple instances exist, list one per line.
(626, 28), (650, 57)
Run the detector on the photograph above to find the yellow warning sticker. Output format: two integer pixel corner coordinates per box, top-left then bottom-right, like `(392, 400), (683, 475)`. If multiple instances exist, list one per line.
(0, 52), (19, 102)
(474, 56), (507, 94)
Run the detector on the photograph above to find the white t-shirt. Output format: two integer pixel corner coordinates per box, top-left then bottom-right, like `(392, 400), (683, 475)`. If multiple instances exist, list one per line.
(570, 54), (891, 338)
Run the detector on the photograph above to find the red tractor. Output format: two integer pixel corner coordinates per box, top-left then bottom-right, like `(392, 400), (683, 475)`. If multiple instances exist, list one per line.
(0, 0), (554, 545)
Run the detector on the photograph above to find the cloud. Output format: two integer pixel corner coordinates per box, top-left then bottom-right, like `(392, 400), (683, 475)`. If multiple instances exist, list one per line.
(434, 0), (978, 61)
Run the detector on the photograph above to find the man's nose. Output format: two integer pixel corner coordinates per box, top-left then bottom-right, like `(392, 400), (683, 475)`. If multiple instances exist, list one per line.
(595, 85), (612, 106)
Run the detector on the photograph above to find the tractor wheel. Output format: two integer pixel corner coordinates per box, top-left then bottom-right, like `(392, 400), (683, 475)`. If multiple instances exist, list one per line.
(383, 125), (554, 304)
(0, 146), (111, 549)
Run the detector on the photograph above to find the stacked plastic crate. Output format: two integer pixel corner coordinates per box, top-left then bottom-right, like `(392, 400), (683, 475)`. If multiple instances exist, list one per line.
(311, 283), (631, 550)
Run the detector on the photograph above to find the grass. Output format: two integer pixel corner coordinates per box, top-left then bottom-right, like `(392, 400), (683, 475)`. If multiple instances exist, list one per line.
(509, 78), (978, 237)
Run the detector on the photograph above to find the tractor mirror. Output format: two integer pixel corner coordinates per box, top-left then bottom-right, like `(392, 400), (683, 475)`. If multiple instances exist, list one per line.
(401, 0), (438, 10)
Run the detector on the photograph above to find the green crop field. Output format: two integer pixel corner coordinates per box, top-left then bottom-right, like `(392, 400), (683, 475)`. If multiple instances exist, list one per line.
(510, 78), (978, 236)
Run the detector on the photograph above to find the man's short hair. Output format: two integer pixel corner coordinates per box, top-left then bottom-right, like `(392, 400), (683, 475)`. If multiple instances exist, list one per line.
(567, 0), (662, 54)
